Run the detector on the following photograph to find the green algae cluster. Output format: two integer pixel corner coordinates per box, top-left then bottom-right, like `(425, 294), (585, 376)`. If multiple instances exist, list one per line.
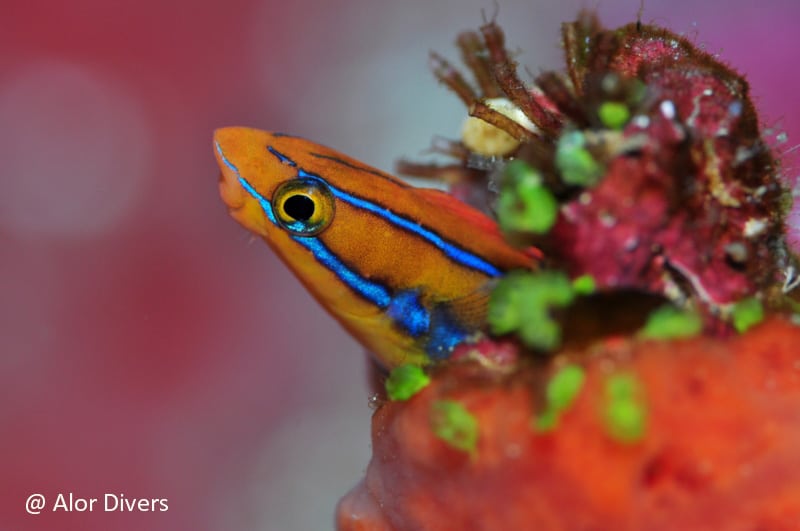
(555, 131), (604, 186)
(535, 364), (586, 432)
(497, 160), (558, 235)
(430, 400), (479, 454)
(597, 101), (630, 130)
(639, 305), (702, 340)
(488, 271), (597, 351)
(603, 374), (647, 443)
(386, 364), (430, 401)
(731, 297), (764, 333)
(488, 270), (576, 350)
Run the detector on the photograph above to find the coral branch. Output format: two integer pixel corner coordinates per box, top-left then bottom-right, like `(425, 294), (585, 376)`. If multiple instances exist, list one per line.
(456, 30), (504, 98)
(480, 22), (562, 137)
(429, 51), (479, 107)
(468, 100), (541, 142)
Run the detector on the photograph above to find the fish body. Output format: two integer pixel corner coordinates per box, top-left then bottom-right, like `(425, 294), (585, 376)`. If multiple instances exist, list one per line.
(214, 127), (537, 367)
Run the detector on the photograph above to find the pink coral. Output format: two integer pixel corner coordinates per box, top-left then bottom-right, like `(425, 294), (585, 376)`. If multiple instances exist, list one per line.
(406, 12), (791, 318)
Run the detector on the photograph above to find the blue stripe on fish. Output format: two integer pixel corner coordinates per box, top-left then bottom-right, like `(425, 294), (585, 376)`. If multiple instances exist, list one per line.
(223, 142), (485, 352)
(267, 145), (297, 167)
(216, 141), (241, 174)
(292, 236), (393, 309)
(231, 166), (431, 337)
(262, 145), (503, 278)
(322, 179), (503, 278)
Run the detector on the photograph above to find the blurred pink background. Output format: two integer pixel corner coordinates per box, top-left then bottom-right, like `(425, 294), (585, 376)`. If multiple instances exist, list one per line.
(2, 0), (798, 529)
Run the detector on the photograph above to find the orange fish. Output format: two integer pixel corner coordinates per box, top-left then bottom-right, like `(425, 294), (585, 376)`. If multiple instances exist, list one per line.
(214, 127), (538, 367)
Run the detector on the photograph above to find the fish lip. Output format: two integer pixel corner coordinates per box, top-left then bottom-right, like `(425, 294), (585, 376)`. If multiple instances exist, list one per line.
(213, 133), (246, 211)
(217, 172), (245, 212)
(213, 129), (271, 238)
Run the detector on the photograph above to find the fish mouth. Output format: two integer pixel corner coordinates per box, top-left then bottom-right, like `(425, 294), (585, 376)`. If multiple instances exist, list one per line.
(214, 131), (247, 212)
(213, 128), (271, 237)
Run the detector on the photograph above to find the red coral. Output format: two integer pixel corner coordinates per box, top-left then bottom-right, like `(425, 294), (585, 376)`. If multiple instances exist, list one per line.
(338, 317), (800, 530)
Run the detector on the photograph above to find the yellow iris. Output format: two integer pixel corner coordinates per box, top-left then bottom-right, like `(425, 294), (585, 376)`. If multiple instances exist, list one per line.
(272, 177), (336, 236)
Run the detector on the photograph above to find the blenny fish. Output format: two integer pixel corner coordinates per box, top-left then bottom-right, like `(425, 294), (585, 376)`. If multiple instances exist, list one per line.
(214, 127), (538, 367)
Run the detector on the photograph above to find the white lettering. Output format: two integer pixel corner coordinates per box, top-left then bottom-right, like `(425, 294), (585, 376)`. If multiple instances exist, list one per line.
(52, 493), (97, 511)
(103, 493), (169, 511)
(105, 493), (119, 511)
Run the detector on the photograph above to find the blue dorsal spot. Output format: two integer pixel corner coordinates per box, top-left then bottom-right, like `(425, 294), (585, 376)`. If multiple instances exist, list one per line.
(424, 306), (470, 360)
(387, 290), (430, 337)
(267, 145), (297, 166)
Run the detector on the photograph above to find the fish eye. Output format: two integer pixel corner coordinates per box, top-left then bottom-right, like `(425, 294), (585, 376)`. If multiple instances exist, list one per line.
(283, 195), (315, 221)
(272, 177), (335, 236)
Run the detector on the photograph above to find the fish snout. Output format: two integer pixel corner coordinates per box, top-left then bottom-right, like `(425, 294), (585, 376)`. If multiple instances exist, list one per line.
(214, 129), (247, 211)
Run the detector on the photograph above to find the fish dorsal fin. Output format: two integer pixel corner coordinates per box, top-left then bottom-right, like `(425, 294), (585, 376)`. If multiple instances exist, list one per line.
(414, 187), (543, 263)
(441, 280), (494, 331)
(414, 187), (501, 235)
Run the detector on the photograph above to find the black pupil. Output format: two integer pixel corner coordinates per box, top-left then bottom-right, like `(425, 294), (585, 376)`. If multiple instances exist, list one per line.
(284, 194), (315, 221)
